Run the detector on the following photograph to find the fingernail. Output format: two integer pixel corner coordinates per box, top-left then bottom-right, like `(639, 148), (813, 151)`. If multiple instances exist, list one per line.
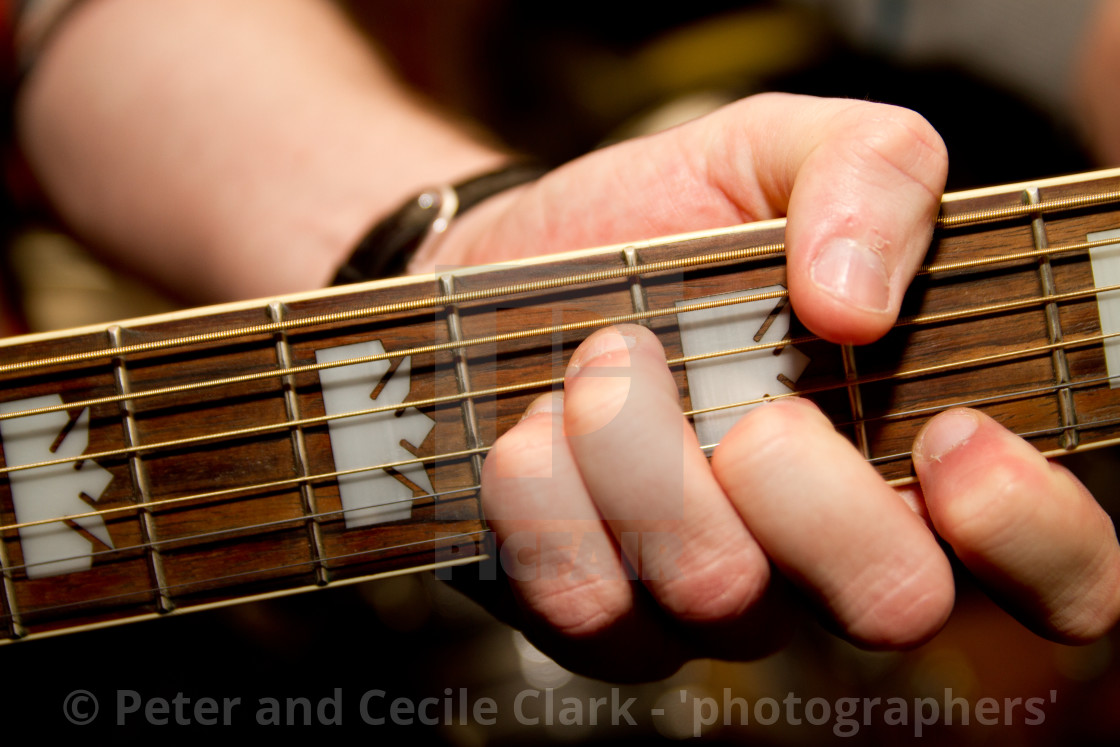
(810, 238), (891, 312)
(520, 391), (564, 421)
(566, 328), (637, 376)
(915, 409), (980, 462)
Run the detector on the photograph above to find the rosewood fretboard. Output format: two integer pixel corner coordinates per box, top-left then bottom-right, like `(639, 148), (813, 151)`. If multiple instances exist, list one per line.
(1, 169), (1120, 643)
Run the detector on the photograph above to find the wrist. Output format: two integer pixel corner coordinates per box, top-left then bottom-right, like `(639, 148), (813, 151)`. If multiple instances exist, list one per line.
(332, 163), (546, 283)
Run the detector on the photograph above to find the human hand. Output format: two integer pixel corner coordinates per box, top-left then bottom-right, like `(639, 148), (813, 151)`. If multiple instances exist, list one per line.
(430, 94), (1120, 679)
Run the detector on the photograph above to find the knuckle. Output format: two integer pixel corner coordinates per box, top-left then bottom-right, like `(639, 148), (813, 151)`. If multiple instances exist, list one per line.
(1049, 600), (1119, 644)
(932, 463), (1032, 555)
(839, 105), (948, 200)
(710, 400), (812, 485)
(481, 417), (555, 484)
(521, 576), (633, 639)
(480, 419), (562, 521)
(656, 547), (770, 623)
(1044, 510), (1120, 642)
(562, 371), (635, 440)
(842, 552), (954, 647)
(1050, 580), (1120, 643)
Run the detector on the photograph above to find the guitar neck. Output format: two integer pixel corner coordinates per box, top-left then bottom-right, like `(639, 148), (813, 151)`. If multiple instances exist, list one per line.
(1, 168), (1120, 643)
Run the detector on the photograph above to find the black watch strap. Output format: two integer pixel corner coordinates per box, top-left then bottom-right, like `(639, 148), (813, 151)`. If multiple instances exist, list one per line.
(331, 163), (545, 285)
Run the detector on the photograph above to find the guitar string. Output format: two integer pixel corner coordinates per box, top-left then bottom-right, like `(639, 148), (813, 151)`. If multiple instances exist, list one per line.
(915, 235), (1120, 275)
(1, 310), (1117, 534)
(0, 241), (788, 377)
(693, 414), (1120, 466)
(1, 529), (491, 623)
(2, 273), (1117, 575)
(4, 445), (485, 533)
(8, 367), (1119, 579)
(7, 411), (1120, 622)
(5, 360), (1120, 616)
(687, 365), (1120, 423)
(2, 274), (1118, 478)
(0, 288), (787, 426)
(14, 419), (1120, 624)
(862, 415), (1120, 468)
(684, 330), (1120, 417)
(4, 190), (1120, 623)
(0, 233), (1115, 427)
(8, 380), (1120, 596)
(5, 484), (483, 577)
(3, 340), (1118, 541)
(935, 188), (1120, 228)
(0, 187), (1117, 381)
(0, 289), (799, 476)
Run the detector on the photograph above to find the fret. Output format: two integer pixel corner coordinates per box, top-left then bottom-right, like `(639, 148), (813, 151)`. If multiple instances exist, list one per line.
(108, 325), (174, 614)
(267, 302), (329, 587)
(0, 519), (25, 639)
(0, 168), (1115, 643)
(438, 276), (485, 487)
(623, 247), (651, 321)
(282, 275), (486, 582)
(0, 330), (158, 639)
(118, 312), (319, 604)
(1025, 187), (1080, 449)
(840, 345), (871, 459)
(453, 246), (632, 449)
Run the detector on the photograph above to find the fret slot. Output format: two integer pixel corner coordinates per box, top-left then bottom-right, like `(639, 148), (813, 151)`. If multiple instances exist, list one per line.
(281, 278), (486, 582)
(0, 523), (25, 639)
(623, 247), (651, 321)
(115, 315), (318, 601)
(454, 255), (635, 451)
(109, 326), (175, 614)
(439, 276), (486, 489)
(268, 302), (329, 586)
(1025, 187), (1080, 449)
(840, 345), (871, 459)
(0, 170), (1116, 642)
(636, 240), (853, 453)
(850, 210), (1060, 480)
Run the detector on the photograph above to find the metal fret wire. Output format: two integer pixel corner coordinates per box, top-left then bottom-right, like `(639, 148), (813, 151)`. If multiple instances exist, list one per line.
(0, 242), (793, 377)
(4, 325), (1119, 537)
(1, 530), (490, 623)
(3, 187), (1120, 626)
(7, 399), (1119, 623)
(10, 365), (1120, 578)
(8, 366), (1120, 580)
(2, 235), (1118, 427)
(1, 183), (1116, 379)
(2, 272), (1120, 521)
(7, 484), (482, 577)
(2, 278), (1119, 480)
